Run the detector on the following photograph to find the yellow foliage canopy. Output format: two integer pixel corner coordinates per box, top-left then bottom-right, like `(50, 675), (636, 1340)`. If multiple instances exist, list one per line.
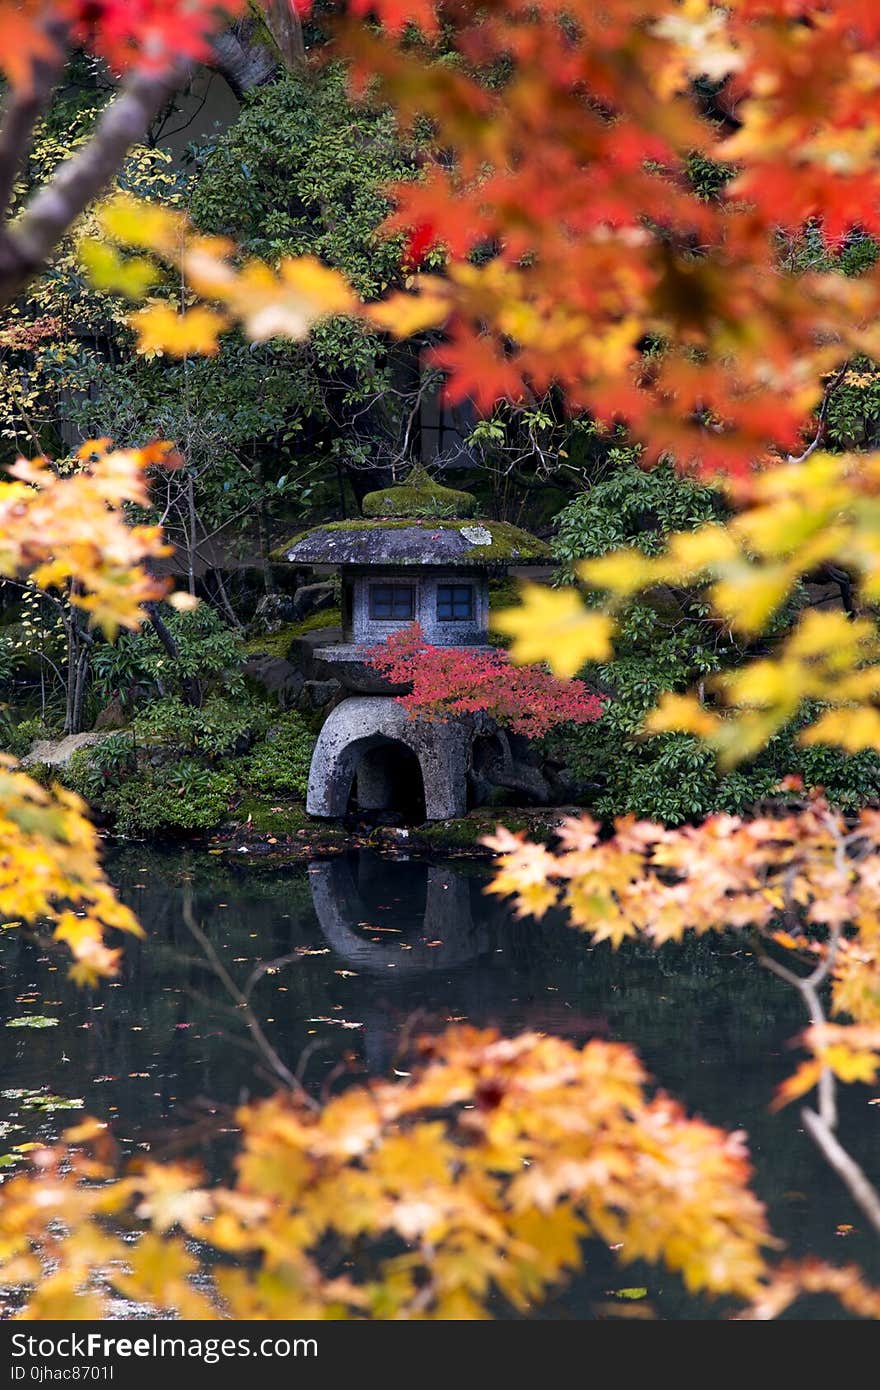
(0, 438), (175, 635)
(0, 1027), (771, 1319)
(0, 763), (142, 985)
(0, 437), (180, 978)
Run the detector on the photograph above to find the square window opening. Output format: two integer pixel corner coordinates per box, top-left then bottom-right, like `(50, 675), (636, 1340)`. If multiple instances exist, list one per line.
(369, 584), (415, 621)
(437, 584), (475, 621)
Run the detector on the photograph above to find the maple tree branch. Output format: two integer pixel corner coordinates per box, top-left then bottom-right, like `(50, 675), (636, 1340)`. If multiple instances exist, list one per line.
(0, 58), (192, 309)
(761, 817), (849, 1129)
(181, 888), (316, 1105)
(760, 948), (838, 1129)
(786, 363), (848, 465)
(0, 20), (68, 222)
(801, 1106), (880, 1238)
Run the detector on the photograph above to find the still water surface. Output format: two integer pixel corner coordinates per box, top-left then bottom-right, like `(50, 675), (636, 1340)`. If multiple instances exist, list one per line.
(0, 845), (877, 1319)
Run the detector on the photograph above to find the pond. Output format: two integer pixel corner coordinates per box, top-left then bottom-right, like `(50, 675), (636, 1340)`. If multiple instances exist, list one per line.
(0, 845), (877, 1320)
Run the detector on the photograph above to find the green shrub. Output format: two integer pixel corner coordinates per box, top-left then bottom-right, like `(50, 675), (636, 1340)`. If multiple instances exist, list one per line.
(58, 734), (238, 836)
(134, 694), (271, 758)
(552, 457), (724, 579)
(104, 761), (237, 837)
(91, 606), (244, 705)
(62, 733), (137, 802)
(0, 715), (60, 760)
(239, 713), (316, 799)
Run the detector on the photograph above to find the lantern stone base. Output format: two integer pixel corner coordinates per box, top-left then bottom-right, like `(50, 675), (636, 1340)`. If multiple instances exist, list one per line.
(306, 695), (470, 821)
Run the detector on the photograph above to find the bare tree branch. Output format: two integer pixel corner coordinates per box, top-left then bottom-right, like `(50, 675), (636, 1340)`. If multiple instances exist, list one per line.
(0, 20), (67, 220)
(786, 362), (848, 465)
(181, 887), (316, 1105)
(0, 58), (192, 308)
(801, 1106), (880, 1238)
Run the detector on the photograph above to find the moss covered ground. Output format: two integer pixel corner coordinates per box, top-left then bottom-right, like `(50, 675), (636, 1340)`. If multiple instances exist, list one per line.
(243, 608), (342, 658)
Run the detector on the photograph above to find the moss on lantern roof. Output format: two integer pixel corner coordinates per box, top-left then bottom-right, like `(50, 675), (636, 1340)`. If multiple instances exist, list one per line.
(361, 465), (478, 520)
(274, 517), (553, 568)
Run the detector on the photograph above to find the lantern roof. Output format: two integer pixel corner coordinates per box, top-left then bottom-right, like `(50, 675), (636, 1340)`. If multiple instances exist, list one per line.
(277, 467), (552, 568)
(361, 464), (479, 520)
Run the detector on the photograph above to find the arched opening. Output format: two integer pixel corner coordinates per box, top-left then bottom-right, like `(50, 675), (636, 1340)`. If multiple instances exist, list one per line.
(348, 737), (427, 824)
(307, 696), (469, 821)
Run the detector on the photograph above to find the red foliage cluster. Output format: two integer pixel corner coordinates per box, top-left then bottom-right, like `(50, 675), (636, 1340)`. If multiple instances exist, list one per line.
(365, 623), (605, 737)
(286, 0), (880, 478)
(0, 315), (63, 349)
(62, 0), (242, 71)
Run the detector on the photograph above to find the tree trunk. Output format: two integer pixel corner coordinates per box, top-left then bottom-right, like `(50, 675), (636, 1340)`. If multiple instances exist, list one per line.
(258, 1), (307, 72)
(71, 645), (90, 735)
(256, 502), (276, 596)
(145, 602), (202, 708)
(211, 19), (281, 99)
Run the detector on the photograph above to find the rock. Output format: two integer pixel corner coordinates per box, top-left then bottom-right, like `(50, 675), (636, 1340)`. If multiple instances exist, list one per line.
(291, 581), (335, 622)
(297, 678), (343, 713)
(287, 626), (343, 677)
(242, 654), (305, 708)
(249, 592), (298, 635)
(23, 731), (119, 768)
(93, 697), (127, 731)
(801, 579), (847, 613)
(470, 730), (552, 805)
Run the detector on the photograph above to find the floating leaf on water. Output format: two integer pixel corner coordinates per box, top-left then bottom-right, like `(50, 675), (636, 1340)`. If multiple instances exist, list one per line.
(6, 1016), (58, 1029)
(25, 1095), (83, 1112)
(2, 1087), (83, 1112)
(307, 1017), (364, 1029)
(614, 1287), (648, 1300)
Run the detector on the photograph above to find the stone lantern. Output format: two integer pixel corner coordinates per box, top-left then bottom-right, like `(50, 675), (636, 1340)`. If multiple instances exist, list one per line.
(279, 467), (551, 822)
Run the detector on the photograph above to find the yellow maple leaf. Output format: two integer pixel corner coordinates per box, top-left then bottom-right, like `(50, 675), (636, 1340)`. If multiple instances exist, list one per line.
(78, 239), (161, 301)
(710, 565), (797, 635)
(366, 285), (450, 336)
(664, 523), (738, 575)
(578, 548), (656, 597)
(800, 706), (880, 752)
(130, 304), (229, 357)
(492, 584), (614, 677)
(97, 194), (186, 258)
(232, 257), (356, 342)
(644, 692), (722, 738)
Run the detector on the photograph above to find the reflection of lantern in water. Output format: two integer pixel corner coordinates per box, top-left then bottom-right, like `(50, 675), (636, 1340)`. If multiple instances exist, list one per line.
(308, 853), (493, 1073)
(308, 855), (491, 975)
